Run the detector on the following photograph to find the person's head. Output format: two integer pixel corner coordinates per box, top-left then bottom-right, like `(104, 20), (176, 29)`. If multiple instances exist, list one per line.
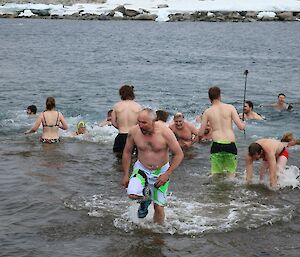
(119, 85), (135, 100)
(208, 86), (221, 102)
(77, 120), (86, 135)
(281, 132), (294, 142)
(244, 100), (253, 114)
(46, 97), (56, 111)
(156, 110), (169, 122)
(173, 112), (185, 129)
(277, 93), (286, 105)
(107, 109), (113, 121)
(248, 142), (264, 160)
(138, 108), (157, 135)
(26, 105), (37, 115)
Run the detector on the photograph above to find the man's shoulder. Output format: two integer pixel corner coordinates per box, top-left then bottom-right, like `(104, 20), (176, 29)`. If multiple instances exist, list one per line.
(128, 125), (140, 136)
(222, 102), (236, 109)
(186, 121), (196, 129)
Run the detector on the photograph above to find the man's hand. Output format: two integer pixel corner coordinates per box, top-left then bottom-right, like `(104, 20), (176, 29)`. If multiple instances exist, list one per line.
(121, 175), (129, 189)
(154, 173), (169, 188)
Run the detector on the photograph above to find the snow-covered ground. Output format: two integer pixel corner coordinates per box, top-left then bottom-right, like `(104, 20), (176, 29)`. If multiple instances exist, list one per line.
(1, 0), (300, 21)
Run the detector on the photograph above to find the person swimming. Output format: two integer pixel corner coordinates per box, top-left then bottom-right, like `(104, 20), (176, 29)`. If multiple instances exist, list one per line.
(73, 120), (87, 135)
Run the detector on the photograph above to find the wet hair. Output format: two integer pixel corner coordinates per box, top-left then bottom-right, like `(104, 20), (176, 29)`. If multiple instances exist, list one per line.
(141, 108), (157, 121)
(27, 105), (37, 114)
(156, 110), (169, 122)
(45, 97), (55, 110)
(278, 93), (286, 98)
(119, 85), (135, 100)
(245, 100), (253, 110)
(248, 142), (263, 157)
(107, 109), (113, 116)
(281, 132), (294, 142)
(174, 112), (184, 119)
(208, 86), (221, 101)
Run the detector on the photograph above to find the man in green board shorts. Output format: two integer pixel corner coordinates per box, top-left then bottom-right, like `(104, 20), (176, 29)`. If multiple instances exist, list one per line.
(122, 108), (183, 224)
(198, 86), (246, 176)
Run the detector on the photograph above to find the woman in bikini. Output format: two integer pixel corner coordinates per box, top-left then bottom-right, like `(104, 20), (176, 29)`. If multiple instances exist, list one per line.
(25, 96), (68, 143)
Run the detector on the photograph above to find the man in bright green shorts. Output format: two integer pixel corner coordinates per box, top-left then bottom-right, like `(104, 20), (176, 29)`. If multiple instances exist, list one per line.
(122, 108), (183, 224)
(198, 87), (246, 176)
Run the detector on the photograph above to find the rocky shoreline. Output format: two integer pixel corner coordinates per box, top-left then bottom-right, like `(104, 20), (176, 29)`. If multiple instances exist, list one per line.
(1, 3), (300, 22)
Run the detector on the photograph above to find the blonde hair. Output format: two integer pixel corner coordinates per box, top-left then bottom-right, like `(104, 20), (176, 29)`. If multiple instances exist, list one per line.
(281, 132), (294, 142)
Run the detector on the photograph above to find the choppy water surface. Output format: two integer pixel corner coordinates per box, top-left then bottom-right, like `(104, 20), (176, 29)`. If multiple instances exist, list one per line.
(0, 19), (300, 257)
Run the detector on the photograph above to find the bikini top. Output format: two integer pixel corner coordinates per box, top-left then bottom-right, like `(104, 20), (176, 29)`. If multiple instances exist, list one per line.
(42, 111), (60, 128)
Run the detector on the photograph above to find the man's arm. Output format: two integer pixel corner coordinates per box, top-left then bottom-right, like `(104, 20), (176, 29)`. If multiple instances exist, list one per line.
(155, 128), (184, 188)
(198, 111), (208, 137)
(121, 130), (135, 188)
(265, 152), (277, 188)
(254, 112), (263, 121)
(259, 161), (269, 183)
(189, 123), (199, 144)
(111, 107), (118, 129)
(245, 154), (254, 185)
(232, 106), (246, 130)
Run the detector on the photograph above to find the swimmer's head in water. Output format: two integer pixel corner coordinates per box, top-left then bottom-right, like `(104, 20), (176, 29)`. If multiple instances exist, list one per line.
(77, 121), (86, 129)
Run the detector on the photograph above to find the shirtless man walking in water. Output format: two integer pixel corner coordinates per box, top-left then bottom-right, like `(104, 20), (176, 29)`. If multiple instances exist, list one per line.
(111, 85), (142, 156)
(169, 112), (198, 149)
(122, 108), (183, 224)
(198, 86), (246, 176)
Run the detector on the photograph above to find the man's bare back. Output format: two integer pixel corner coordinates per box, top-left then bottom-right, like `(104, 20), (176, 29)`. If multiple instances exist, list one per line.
(200, 102), (245, 142)
(111, 85), (142, 155)
(112, 100), (142, 133)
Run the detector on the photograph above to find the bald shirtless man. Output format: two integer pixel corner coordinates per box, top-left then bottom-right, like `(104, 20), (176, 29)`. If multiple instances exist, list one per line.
(111, 85), (142, 156)
(198, 86), (246, 176)
(169, 112), (198, 149)
(239, 100), (263, 120)
(122, 108), (183, 224)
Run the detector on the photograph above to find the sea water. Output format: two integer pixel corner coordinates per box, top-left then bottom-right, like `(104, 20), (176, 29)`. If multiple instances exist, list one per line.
(0, 19), (300, 257)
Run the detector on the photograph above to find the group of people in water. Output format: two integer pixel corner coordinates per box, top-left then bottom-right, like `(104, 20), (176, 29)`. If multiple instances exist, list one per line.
(25, 85), (299, 224)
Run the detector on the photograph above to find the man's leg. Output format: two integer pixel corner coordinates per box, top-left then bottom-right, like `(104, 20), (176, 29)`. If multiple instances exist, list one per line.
(153, 204), (165, 224)
(223, 153), (237, 177)
(210, 153), (223, 175)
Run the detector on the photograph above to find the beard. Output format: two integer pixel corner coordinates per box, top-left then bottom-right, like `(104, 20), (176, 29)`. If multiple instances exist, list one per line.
(140, 127), (153, 136)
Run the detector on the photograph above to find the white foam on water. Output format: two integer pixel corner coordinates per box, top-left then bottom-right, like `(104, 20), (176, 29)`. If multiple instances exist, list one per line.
(278, 165), (300, 189)
(113, 189), (294, 235)
(254, 165), (300, 189)
(63, 183), (295, 235)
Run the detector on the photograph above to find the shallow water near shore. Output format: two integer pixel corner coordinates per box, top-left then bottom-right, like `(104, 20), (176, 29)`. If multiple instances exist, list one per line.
(1, 19), (300, 257)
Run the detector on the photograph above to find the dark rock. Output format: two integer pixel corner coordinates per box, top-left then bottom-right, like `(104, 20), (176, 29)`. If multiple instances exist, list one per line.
(30, 8), (50, 16)
(157, 4), (168, 9)
(124, 8), (140, 17)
